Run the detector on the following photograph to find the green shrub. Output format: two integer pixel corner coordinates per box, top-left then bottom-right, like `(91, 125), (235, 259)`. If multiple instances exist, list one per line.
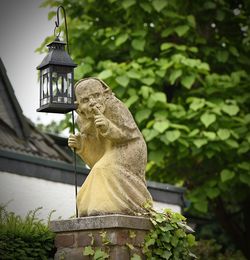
(193, 239), (246, 260)
(143, 207), (196, 259)
(0, 206), (55, 260)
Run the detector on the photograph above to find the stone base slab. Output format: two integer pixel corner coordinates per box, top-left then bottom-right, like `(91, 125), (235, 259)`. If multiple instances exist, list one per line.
(50, 214), (152, 260)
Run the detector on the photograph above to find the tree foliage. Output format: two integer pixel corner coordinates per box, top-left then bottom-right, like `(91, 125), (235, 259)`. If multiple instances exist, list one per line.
(39, 0), (250, 257)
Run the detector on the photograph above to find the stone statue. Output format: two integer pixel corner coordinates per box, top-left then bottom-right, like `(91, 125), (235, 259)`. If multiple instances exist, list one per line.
(68, 78), (152, 217)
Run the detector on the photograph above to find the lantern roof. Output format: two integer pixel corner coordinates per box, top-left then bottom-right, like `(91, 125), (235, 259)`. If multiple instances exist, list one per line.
(37, 37), (77, 70)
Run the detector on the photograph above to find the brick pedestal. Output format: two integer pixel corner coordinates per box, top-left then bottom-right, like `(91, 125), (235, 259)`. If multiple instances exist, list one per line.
(50, 214), (152, 260)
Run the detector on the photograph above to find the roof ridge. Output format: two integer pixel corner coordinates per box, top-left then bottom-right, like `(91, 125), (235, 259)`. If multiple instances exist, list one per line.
(0, 58), (30, 139)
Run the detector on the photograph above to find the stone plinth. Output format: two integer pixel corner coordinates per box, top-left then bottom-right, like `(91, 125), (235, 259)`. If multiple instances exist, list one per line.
(50, 214), (152, 260)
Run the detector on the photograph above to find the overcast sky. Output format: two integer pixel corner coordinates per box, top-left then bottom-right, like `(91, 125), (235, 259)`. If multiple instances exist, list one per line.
(0, 0), (65, 124)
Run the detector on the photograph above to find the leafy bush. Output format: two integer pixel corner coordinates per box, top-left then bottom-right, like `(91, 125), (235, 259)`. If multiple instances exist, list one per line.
(0, 206), (55, 260)
(143, 208), (196, 259)
(193, 239), (246, 260)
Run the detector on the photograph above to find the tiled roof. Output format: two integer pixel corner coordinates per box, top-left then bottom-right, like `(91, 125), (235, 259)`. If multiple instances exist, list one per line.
(0, 58), (72, 163)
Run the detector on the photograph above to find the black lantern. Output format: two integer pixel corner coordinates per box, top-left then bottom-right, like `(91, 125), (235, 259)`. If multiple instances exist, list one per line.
(37, 5), (77, 114)
(37, 36), (76, 113)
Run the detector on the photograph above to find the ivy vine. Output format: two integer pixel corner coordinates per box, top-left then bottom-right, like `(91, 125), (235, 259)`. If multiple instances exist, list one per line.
(143, 208), (196, 260)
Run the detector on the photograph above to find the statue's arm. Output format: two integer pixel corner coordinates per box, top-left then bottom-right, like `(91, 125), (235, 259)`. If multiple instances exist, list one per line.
(68, 133), (85, 159)
(99, 119), (138, 142)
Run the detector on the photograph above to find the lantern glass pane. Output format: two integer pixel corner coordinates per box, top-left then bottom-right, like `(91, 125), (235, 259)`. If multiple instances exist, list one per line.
(66, 72), (73, 104)
(52, 72), (59, 103)
(52, 72), (71, 104)
(41, 68), (49, 105)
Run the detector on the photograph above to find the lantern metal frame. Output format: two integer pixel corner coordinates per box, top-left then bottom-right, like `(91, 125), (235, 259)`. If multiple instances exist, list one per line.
(37, 6), (78, 217)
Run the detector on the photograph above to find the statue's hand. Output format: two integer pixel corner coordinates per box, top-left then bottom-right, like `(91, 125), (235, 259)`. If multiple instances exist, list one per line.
(68, 133), (83, 152)
(93, 107), (109, 133)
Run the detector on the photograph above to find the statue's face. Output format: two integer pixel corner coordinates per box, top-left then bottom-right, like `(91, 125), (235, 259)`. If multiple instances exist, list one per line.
(76, 81), (106, 118)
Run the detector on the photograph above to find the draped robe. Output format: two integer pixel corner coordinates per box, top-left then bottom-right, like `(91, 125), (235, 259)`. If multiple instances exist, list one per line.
(76, 94), (152, 216)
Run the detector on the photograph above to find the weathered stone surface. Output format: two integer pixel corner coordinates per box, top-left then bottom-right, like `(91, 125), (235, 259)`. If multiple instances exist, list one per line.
(110, 246), (129, 260)
(50, 214), (152, 232)
(54, 233), (75, 248)
(68, 78), (153, 217)
(55, 248), (90, 260)
(76, 231), (94, 247)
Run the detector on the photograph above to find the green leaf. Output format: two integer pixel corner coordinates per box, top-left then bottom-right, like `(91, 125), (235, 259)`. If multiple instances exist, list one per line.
(193, 139), (208, 148)
(189, 98), (205, 111)
(131, 254), (142, 260)
(161, 28), (174, 37)
(142, 129), (158, 141)
(129, 230), (136, 238)
(239, 174), (250, 186)
(238, 162), (250, 171)
(189, 129), (199, 137)
(93, 248), (109, 259)
(226, 139), (239, 148)
(229, 46), (239, 57)
(187, 234), (196, 247)
(169, 70), (182, 84)
(221, 104), (240, 116)
(165, 130), (181, 142)
(74, 63), (93, 79)
(48, 11), (56, 20)
(161, 42), (174, 51)
(145, 238), (155, 246)
(206, 187), (220, 199)
(203, 131), (216, 140)
(181, 75), (196, 89)
(170, 123), (189, 132)
(132, 38), (146, 51)
(122, 0), (136, 9)
(204, 1), (216, 9)
(83, 246), (95, 256)
(189, 46), (198, 53)
(140, 86), (152, 99)
(162, 251), (172, 259)
(125, 95), (139, 108)
(194, 200), (208, 213)
(187, 15), (196, 27)
(141, 77), (155, 85)
(151, 92), (167, 103)
(152, 0), (168, 12)
(149, 150), (164, 165)
(170, 235), (179, 247)
(115, 75), (129, 87)
(217, 51), (229, 63)
(127, 70), (141, 79)
(217, 129), (230, 140)
(98, 69), (112, 79)
(200, 113), (216, 128)
(115, 33), (128, 46)
(140, 3), (152, 13)
(175, 25), (190, 36)
(135, 109), (151, 123)
(153, 120), (169, 133)
(220, 169), (235, 182)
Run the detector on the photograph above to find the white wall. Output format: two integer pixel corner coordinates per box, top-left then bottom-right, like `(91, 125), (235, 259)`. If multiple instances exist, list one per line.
(0, 171), (76, 220)
(0, 171), (180, 220)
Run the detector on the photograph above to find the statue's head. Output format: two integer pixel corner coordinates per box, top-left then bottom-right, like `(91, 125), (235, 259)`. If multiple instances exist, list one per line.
(74, 78), (111, 119)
